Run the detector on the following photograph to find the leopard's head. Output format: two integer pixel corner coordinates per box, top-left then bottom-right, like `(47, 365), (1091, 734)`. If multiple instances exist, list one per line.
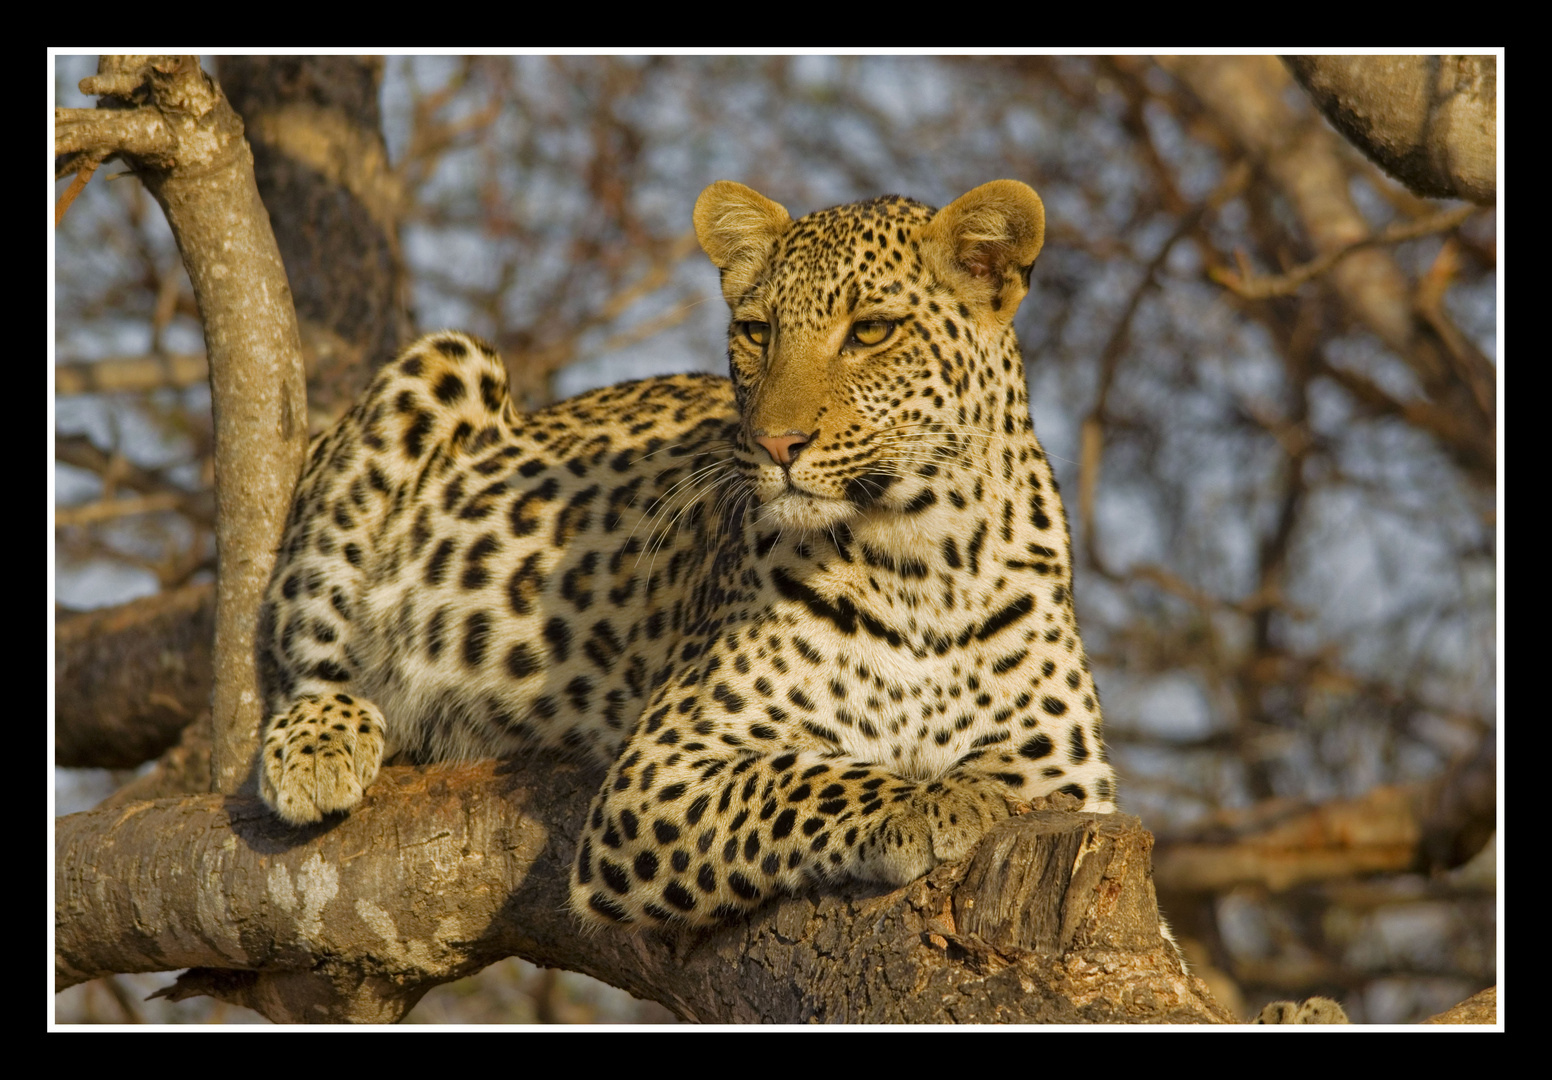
(695, 180), (1046, 534)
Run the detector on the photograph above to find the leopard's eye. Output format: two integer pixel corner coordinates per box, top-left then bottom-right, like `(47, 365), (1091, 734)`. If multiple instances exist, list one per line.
(850, 320), (895, 347)
(740, 321), (770, 346)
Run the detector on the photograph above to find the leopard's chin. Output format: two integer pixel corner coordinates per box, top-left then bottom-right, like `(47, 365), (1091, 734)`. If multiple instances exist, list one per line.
(755, 489), (859, 533)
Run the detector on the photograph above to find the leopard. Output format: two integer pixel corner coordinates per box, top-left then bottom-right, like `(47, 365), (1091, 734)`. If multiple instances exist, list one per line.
(255, 179), (1123, 931)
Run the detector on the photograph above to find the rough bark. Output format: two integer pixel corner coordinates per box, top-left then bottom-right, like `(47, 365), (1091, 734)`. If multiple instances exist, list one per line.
(55, 754), (1229, 1024)
(58, 56), (311, 795)
(55, 584), (215, 769)
(1423, 986), (1497, 1025)
(217, 56), (410, 411)
(1283, 56), (1496, 205)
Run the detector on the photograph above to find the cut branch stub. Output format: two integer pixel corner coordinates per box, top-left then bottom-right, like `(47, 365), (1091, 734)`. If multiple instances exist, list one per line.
(954, 810), (1174, 960)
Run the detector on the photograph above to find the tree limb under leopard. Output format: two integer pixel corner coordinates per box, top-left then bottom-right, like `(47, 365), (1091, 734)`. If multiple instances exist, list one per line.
(56, 756), (1225, 1024)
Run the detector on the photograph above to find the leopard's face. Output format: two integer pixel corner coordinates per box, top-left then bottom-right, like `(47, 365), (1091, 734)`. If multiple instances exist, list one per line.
(704, 192), (1036, 535)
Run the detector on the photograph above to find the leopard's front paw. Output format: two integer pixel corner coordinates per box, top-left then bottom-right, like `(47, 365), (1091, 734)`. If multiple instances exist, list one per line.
(260, 693), (386, 825)
(859, 773), (1014, 885)
(917, 772), (1015, 865)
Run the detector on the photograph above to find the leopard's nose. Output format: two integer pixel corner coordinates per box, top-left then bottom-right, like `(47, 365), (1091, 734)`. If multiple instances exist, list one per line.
(753, 431), (814, 467)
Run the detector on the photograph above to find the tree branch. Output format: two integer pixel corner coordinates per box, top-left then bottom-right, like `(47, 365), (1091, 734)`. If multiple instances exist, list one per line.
(1283, 56), (1496, 205)
(1211, 205), (1477, 300)
(54, 106), (175, 160)
(55, 584), (215, 770)
(56, 753), (1230, 1024)
(59, 56), (311, 793)
(55, 352), (209, 396)
(1154, 742), (1496, 894)
(1422, 986), (1496, 1025)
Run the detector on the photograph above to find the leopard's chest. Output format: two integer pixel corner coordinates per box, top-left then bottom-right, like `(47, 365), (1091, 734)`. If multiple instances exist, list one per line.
(677, 548), (1065, 781)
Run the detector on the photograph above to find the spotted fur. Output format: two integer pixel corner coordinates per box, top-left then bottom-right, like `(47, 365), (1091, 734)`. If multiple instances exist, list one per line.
(258, 180), (1120, 928)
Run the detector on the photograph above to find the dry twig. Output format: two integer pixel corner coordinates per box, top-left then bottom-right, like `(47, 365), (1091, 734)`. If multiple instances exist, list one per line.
(1210, 205), (1478, 299)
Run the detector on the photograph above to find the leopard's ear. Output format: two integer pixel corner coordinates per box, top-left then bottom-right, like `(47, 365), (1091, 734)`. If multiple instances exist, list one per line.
(920, 180), (1045, 321)
(694, 181), (792, 307)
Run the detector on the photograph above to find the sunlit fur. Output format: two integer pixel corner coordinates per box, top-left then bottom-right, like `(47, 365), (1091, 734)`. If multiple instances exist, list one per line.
(256, 182), (1140, 939)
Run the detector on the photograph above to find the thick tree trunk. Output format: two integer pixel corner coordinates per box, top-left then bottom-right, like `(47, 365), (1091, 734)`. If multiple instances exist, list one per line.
(217, 56), (411, 410)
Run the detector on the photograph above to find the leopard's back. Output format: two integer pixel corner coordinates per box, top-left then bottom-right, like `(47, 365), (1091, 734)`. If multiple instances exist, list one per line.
(259, 333), (743, 766)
